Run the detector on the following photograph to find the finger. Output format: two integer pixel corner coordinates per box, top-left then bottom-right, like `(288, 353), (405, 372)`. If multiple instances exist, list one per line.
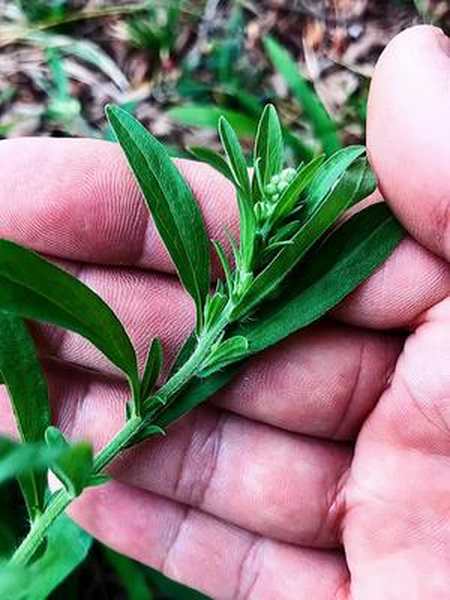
(70, 481), (348, 600)
(0, 366), (350, 548)
(368, 25), (450, 262)
(30, 260), (401, 440)
(0, 138), (238, 271)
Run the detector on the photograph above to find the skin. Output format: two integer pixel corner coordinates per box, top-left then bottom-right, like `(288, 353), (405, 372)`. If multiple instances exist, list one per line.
(0, 24), (450, 600)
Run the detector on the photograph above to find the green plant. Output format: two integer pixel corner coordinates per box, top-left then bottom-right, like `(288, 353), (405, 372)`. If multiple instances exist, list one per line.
(0, 103), (403, 596)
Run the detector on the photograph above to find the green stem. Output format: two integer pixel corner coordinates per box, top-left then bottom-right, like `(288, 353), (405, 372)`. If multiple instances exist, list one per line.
(9, 302), (235, 569)
(10, 489), (72, 567)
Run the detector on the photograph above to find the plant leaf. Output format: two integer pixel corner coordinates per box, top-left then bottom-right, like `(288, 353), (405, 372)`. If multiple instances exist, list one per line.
(0, 314), (50, 519)
(141, 338), (163, 401)
(188, 146), (234, 182)
(0, 438), (61, 486)
(264, 36), (341, 154)
(0, 240), (138, 386)
(253, 104), (283, 185)
(239, 203), (405, 352)
(218, 117), (251, 195)
(106, 105), (210, 329)
(168, 104), (257, 138)
(234, 156), (374, 318)
(103, 547), (154, 600)
(45, 427), (93, 497)
(29, 514), (92, 599)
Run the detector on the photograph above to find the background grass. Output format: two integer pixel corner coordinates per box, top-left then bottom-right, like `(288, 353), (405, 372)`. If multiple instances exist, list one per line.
(0, 0), (449, 597)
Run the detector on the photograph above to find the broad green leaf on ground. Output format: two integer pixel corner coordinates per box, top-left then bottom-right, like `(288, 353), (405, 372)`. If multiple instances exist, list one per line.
(239, 203), (405, 352)
(156, 204), (404, 429)
(103, 548), (154, 600)
(45, 428), (93, 497)
(253, 104), (283, 185)
(0, 240), (138, 386)
(107, 105), (210, 328)
(188, 147), (234, 182)
(234, 157), (374, 317)
(264, 36), (341, 155)
(0, 315), (50, 518)
(168, 104), (257, 138)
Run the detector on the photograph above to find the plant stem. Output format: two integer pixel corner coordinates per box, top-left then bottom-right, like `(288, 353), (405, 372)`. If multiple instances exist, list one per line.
(10, 489), (72, 567)
(9, 301), (235, 568)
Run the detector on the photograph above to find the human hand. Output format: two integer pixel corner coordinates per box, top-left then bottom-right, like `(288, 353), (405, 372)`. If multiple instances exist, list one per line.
(0, 24), (449, 600)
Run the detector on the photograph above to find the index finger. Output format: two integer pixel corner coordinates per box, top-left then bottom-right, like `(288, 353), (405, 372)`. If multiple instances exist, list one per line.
(0, 137), (238, 270)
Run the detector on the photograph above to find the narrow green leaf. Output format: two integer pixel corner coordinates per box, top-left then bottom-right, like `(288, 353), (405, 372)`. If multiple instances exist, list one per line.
(264, 36), (341, 154)
(141, 338), (163, 401)
(106, 105), (210, 329)
(0, 438), (61, 485)
(45, 427), (93, 497)
(235, 190), (257, 272)
(218, 117), (251, 195)
(239, 203), (405, 352)
(0, 314), (50, 518)
(268, 155), (325, 227)
(0, 240), (138, 385)
(168, 104), (257, 138)
(305, 146), (365, 215)
(212, 241), (233, 294)
(188, 146), (234, 182)
(233, 156), (374, 318)
(253, 104), (283, 185)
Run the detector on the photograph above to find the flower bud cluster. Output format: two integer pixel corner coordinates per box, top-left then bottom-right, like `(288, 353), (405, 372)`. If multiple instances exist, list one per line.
(253, 168), (296, 225)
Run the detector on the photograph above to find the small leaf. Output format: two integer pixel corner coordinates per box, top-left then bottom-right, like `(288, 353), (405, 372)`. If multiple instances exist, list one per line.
(212, 241), (233, 294)
(200, 336), (248, 376)
(0, 240), (138, 387)
(235, 190), (257, 272)
(253, 104), (283, 185)
(218, 117), (251, 195)
(45, 427), (93, 497)
(203, 291), (227, 330)
(268, 155), (325, 228)
(188, 146), (234, 182)
(264, 36), (341, 154)
(107, 105), (210, 329)
(0, 314), (50, 519)
(0, 438), (61, 486)
(233, 156), (374, 318)
(141, 338), (163, 401)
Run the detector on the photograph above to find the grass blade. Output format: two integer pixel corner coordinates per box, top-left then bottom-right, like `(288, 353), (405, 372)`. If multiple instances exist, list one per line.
(264, 36), (341, 154)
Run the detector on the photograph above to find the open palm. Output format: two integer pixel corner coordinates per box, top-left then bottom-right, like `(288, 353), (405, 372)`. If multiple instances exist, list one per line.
(1, 25), (449, 599)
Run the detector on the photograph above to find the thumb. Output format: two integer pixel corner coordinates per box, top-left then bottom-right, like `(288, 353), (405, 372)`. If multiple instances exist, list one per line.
(367, 25), (450, 263)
